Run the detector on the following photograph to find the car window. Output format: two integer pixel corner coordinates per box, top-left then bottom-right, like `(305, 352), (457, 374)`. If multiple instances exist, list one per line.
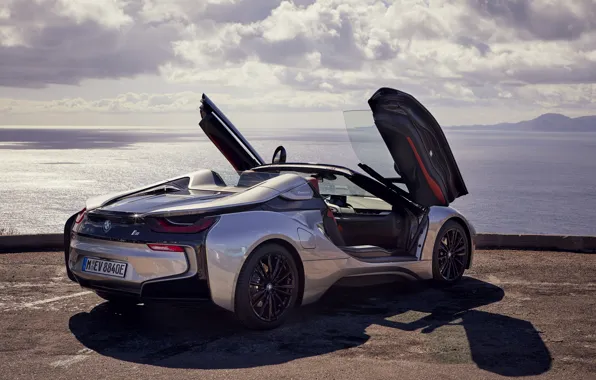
(317, 175), (392, 210)
(316, 174), (369, 197)
(272, 170), (391, 209)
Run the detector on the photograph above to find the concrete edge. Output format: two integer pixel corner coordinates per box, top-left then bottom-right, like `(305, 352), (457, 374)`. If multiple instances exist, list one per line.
(1, 233), (595, 254)
(474, 233), (596, 253)
(0, 234), (63, 253)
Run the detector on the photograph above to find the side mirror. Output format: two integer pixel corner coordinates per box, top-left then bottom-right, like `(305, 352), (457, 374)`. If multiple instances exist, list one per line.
(272, 145), (287, 164)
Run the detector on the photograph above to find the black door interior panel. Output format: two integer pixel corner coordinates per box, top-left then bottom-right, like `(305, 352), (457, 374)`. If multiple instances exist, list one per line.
(367, 87), (468, 207)
(199, 113), (260, 171)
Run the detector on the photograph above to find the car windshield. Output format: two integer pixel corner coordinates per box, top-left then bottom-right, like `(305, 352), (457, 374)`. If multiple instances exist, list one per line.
(273, 170), (371, 197)
(274, 170), (392, 211)
(317, 174), (371, 197)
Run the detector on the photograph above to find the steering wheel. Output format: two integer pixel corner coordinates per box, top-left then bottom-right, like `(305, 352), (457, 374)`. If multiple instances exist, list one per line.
(323, 194), (354, 214)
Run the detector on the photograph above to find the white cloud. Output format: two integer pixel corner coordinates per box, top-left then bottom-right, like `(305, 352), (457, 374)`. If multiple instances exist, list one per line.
(54, 0), (133, 29)
(516, 84), (596, 108)
(1, 0), (595, 125)
(0, 88), (360, 115)
(0, 92), (201, 114)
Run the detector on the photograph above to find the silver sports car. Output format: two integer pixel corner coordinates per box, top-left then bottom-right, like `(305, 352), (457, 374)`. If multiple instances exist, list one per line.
(64, 87), (475, 330)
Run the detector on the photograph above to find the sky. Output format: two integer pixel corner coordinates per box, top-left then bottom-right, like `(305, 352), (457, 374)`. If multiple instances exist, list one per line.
(0, 0), (595, 128)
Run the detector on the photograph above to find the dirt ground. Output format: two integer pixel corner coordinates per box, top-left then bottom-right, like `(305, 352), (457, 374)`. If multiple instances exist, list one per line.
(0, 249), (594, 380)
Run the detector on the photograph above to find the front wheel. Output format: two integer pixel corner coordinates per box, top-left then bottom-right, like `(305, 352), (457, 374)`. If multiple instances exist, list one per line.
(431, 220), (470, 286)
(234, 243), (300, 330)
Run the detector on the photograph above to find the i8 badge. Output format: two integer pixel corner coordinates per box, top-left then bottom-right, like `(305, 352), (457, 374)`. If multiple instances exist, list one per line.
(103, 220), (112, 233)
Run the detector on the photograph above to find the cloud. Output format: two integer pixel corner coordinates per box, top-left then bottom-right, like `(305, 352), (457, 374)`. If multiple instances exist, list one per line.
(0, 92), (200, 114)
(0, 0), (180, 88)
(201, 0), (316, 24)
(1, 0), (595, 120)
(466, 0), (596, 41)
(148, 0), (596, 114)
(0, 88), (361, 115)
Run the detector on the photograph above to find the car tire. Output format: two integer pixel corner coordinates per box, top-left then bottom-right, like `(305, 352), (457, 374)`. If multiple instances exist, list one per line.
(234, 243), (300, 330)
(63, 213), (78, 282)
(431, 220), (470, 286)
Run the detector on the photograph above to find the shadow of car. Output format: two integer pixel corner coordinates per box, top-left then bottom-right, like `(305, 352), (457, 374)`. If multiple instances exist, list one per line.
(69, 277), (551, 376)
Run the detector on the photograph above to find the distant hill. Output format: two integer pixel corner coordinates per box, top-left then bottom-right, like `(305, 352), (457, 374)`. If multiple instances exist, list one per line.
(448, 113), (596, 132)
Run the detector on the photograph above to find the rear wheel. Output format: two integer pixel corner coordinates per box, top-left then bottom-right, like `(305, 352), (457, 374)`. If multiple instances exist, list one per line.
(63, 213), (77, 282)
(431, 220), (469, 286)
(234, 243), (300, 330)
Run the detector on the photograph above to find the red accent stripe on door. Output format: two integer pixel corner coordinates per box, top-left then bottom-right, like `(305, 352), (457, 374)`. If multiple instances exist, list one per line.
(405, 136), (446, 205)
(208, 135), (239, 171)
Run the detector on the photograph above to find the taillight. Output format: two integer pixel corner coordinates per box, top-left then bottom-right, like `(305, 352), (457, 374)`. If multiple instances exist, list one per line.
(147, 216), (217, 234)
(75, 208), (87, 224)
(147, 244), (185, 252)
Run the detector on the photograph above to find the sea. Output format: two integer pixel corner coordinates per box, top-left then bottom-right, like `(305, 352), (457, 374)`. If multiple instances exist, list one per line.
(1, 125), (596, 235)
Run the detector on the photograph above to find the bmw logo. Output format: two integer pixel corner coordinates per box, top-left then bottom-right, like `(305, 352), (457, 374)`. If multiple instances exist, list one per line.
(103, 220), (112, 233)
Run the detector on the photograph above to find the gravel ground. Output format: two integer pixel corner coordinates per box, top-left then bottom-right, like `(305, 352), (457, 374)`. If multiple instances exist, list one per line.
(0, 249), (594, 380)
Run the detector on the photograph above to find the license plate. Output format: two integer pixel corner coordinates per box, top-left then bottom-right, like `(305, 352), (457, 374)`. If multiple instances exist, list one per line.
(82, 257), (127, 278)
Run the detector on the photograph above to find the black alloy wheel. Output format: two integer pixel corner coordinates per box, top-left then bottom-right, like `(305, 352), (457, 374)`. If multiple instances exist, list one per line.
(432, 220), (469, 285)
(249, 253), (295, 322)
(235, 243), (299, 330)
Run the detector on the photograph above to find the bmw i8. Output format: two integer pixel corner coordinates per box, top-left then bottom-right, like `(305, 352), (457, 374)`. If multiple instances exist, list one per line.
(64, 87), (475, 330)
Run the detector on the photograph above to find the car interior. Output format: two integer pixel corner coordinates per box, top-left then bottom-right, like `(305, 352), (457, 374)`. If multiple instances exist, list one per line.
(307, 173), (415, 260)
(182, 164), (418, 262)
(233, 169), (416, 261)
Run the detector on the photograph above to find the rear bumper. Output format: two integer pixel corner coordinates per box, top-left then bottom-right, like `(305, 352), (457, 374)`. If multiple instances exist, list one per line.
(68, 234), (211, 300)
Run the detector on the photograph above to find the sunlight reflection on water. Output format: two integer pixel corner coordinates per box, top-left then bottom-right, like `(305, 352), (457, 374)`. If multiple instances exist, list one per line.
(1, 126), (596, 235)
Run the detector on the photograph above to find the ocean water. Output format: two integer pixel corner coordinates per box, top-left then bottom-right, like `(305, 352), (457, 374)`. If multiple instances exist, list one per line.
(1, 125), (596, 235)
